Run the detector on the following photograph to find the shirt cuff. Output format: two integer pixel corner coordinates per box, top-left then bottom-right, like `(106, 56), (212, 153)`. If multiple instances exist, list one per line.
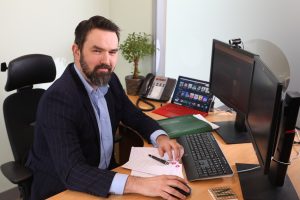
(150, 129), (168, 147)
(109, 173), (129, 195)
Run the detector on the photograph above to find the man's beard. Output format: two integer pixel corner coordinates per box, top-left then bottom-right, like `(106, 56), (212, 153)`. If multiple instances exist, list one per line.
(80, 54), (112, 87)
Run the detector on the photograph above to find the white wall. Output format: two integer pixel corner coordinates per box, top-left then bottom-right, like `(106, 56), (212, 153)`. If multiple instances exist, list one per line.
(0, 0), (110, 192)
(0, 0), (153, 193)
(165, 0), (300, 88)
(164, 0), (300, 123)
(110, 0), (154, 86)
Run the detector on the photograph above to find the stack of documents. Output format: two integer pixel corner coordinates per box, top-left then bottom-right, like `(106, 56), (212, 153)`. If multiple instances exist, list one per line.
(122, 147), (184, 178)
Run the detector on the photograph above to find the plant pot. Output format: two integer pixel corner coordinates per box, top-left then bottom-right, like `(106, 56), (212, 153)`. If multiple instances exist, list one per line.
(125, 75), (145, 95)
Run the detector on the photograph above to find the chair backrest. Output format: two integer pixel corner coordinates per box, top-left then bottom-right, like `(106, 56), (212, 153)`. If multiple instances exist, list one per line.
(2, 54), (56, 164)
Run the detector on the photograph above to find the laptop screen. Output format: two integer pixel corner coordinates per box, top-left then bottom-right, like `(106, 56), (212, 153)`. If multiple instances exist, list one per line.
(171, 76), (213, 112)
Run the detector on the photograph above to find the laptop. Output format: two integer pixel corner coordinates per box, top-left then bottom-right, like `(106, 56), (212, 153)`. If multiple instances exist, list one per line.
(152, 76), (213, 118)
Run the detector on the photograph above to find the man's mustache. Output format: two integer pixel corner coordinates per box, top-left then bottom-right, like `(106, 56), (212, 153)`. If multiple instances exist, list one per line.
(95, 64), (112, 71)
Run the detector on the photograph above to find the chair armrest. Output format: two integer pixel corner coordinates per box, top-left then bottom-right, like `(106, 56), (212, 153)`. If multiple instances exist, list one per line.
(1, 161), (32, 184)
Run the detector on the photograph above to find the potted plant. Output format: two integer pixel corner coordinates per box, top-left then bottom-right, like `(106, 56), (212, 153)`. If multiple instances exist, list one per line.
(120, 32), (154, 95)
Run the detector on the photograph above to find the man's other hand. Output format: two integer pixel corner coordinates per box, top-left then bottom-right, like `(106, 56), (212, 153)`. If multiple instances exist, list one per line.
(124, 175), (189, 200)
(156, 135), (184, 161)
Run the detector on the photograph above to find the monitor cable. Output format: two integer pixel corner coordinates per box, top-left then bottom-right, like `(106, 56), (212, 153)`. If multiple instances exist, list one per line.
(237, 165), (261, 174)
(271, 128), (300, 165)
(271, 157), (291, 166)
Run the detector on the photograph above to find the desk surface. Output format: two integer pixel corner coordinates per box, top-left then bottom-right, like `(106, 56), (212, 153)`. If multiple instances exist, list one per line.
(48, 96), (300, 200)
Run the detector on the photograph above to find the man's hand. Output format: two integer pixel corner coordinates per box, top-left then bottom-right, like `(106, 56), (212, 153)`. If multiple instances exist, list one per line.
(156, 135), (184, 161)
(124, 175), (190, 200)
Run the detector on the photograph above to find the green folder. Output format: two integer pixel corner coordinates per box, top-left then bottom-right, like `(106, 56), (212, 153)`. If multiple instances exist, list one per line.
(157, 115), (213, 139)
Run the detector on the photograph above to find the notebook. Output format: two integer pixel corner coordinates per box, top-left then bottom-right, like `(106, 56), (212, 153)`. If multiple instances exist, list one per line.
(152, 76), (213, 118)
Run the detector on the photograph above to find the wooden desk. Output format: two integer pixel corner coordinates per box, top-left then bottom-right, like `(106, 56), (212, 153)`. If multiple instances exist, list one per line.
(48, 96), (300, 200)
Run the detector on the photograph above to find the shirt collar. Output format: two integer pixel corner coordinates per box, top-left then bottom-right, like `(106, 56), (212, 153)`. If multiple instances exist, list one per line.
(73, 64), (109, 96)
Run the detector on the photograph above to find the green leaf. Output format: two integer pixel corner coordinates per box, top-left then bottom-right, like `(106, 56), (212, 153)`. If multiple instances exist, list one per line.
(119, 32), (155, 78)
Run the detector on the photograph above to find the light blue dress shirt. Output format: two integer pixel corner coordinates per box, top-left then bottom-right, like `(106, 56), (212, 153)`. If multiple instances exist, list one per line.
(73, 64), (167, 194)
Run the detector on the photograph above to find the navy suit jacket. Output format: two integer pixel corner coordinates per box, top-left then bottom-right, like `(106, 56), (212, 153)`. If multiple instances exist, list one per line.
(26, 64), (161, 199)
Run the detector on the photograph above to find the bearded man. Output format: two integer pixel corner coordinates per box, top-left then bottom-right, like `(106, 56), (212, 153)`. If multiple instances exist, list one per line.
(26, 15), (189, 200)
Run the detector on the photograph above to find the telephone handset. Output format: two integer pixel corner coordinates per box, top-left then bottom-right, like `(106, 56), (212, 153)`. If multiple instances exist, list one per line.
(139, 73), (155, 97)
(136, 73), (176, 111)
(139, 73), (176, 101)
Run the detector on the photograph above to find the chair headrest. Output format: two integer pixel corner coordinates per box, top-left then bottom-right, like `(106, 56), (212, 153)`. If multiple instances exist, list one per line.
(5, 54), (56, 91)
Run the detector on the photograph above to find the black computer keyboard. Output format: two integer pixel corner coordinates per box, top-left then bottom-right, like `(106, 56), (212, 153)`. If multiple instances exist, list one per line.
(177, 132), (233, 181)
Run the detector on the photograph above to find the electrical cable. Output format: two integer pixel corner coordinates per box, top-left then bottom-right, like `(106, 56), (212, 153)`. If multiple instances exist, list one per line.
(136, 97), (155, 112)
(237, 165), (261, 174)
(271, 157), (291, 165)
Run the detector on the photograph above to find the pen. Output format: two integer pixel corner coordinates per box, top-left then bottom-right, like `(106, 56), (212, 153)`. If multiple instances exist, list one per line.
(148, 154), (169, 165)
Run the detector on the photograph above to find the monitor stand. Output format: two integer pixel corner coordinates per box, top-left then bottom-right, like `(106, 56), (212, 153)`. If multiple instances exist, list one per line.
(214, 121), (251, 144)
(236, 163), (299, 200)
(214, 113), (251, 144)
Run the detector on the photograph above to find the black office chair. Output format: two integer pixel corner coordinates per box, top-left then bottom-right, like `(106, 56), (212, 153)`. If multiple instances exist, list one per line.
(1, 54), (56, 200)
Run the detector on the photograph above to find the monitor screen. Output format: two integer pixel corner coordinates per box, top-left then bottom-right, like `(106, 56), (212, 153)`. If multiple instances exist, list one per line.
(246, 57), (283, 174)
(210, 39), (255, 114)
(209, 39), (256, 144)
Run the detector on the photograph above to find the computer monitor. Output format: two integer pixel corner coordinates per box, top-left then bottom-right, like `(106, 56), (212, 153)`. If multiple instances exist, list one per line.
(209, 39), (255, 144)
(237, 56), (299, 200)
(246, 56), (283, 174)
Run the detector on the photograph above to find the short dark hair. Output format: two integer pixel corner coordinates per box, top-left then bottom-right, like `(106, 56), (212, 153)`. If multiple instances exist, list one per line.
(74, 15), (120, 50)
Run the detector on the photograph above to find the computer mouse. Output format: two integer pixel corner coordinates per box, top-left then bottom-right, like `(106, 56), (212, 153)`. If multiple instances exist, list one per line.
(171, 183), (191, 197)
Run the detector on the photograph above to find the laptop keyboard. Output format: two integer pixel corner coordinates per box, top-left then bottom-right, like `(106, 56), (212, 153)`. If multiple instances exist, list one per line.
(177, 132), (233, 181)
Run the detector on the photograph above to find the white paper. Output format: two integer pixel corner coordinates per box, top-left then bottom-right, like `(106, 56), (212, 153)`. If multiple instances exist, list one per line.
(131, 170), (154, 177)
(193, 114), (220, 129)
(122, 147), (184, 178)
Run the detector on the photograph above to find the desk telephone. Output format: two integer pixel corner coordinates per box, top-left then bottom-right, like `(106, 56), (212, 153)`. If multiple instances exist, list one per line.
(136, 73), (176, 111)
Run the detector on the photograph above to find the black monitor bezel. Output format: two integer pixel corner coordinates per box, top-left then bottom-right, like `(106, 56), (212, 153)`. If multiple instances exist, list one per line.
(209, 39), (256, 144)
(209, 39), (256, 115)
(246, 56), (283, 174)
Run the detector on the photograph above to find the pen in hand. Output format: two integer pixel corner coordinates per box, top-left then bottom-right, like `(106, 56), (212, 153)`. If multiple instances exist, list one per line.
(148, 154), (169, 165)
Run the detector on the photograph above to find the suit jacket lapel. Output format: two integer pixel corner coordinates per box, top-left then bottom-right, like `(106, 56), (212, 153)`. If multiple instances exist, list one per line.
(68, 64), (100, 143)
